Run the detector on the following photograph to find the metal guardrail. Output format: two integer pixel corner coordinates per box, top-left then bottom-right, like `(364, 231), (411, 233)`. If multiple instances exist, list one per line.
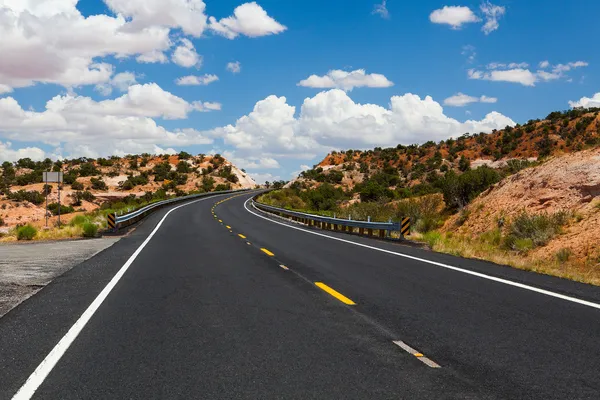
(251, 199), (409, 240)
(107, 189), (249, 231)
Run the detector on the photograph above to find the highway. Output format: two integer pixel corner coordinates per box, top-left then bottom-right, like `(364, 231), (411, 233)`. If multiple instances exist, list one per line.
(1, 191), (600, 399)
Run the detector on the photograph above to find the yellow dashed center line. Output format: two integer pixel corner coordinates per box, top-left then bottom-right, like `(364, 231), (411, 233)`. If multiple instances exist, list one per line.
(218, 220), (223, 223)
(226, 225), (231, 229)
(238, 234), (247, 239)
(261, 248), (275, 257)
(315, 282), (356, 305)
(279, 265), (289, 270)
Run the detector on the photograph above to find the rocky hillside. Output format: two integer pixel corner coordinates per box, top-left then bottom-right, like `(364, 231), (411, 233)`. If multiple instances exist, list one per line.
(293, 108), (600, 192)
(0, 153), (256, 230)
(446, 148), (600, 267)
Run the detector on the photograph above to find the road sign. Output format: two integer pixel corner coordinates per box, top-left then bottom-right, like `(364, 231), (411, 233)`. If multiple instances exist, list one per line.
(107, 213), (117, 230)
(43, 171), (63, 183)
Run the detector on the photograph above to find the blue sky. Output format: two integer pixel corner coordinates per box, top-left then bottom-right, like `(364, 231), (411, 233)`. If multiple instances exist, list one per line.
(0, 0), (598, 182)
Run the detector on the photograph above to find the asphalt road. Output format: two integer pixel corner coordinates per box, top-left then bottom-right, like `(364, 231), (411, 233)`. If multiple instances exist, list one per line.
(1, 191), (599, 399)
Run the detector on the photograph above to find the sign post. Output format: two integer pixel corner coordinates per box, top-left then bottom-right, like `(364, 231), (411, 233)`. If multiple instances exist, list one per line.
(43, 172), (64, 227)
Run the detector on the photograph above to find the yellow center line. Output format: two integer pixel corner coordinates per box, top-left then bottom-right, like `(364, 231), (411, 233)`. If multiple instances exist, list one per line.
(218, 220), (223, 223)
(246, 242), (251, 245)
(238, 234), (247, 239)
(226, 225), (231, 229)
(261, 248), (275, 256)
(279, 265), (289, 270)
(315, 282), (356, 305)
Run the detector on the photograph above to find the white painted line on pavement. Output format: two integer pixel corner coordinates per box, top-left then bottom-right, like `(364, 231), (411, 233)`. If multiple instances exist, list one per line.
(12, 194), (230, 400)
(244, 198), (600, 311)
(393, 341), (441, 368)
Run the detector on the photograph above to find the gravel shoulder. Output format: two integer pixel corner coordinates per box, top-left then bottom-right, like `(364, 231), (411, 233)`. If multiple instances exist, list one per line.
(0, 238), (120, 317)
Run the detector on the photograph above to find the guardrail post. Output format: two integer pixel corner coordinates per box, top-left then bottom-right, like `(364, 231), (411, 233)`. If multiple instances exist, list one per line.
(368, 228), (373, 237)
(359, 227), (365, 236)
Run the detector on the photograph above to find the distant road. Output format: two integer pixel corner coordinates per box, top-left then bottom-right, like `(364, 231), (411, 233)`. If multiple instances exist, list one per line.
(1, 191), (599, 399)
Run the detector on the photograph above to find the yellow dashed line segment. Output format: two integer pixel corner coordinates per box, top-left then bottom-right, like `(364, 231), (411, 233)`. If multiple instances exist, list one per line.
(261, 248), (275, 257)
(238, 234), (247, 239)
(314, 282), (356, 305)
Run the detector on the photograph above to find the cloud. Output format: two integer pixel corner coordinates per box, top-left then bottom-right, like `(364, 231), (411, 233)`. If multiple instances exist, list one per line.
(175, 74), (219, 86)
(0, 85), (13, 95)
(429, 6), (480, 29)
(136, 50), (169, 64)
(172, 38), (202, 68)
(223, 152), (281, 170)
(95, 72), (139, 96)
(0, 1), (172, 90)
(487, 62), (529, 70)
(103, 0), (209, 37)
(249, 172), (282, 184)
(298, 69), (394, 91)
(480, 1), (506, 34)
(0, 141), (46, 162)
(469, 60), (589, 86)
(208, 89), (514, 161)
(444, 93), (498, 107)
(372, 1), (390, 19)
(208, 2), (286, 39)
(0, 83), (217, 157)
(226, 61), (242, 74)
(569, 93), (600, 108)
(468, 68), (537, 86)
(291, 164), (311, 178)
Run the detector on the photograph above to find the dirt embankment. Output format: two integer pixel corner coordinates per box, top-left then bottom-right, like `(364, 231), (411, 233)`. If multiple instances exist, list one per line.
(446, 148), (600, 264)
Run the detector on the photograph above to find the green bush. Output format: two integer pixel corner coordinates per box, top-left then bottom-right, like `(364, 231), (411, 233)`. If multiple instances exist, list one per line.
(8, 190), (45, 205)
(17, 224), (37, 240)
(423, 231), (442, 248)
(90, 177), (108, 191)
(48, 203), (75, 215)
(505, 211), (570, 249)
(69, 215), (91, 226)
(71, 180), (84, 190)
(82, 222), (98, 238)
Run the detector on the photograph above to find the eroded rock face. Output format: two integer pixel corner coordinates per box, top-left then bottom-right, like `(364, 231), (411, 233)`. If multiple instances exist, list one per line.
(445, 148), (600, 263)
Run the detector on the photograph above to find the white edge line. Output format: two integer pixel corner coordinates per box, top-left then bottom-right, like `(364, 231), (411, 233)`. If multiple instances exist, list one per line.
(12, 194), (229, 400)
(244, 198), (600, 311)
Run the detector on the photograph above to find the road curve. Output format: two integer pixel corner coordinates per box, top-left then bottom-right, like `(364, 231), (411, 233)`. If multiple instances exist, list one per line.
(1, 191), (599, 399)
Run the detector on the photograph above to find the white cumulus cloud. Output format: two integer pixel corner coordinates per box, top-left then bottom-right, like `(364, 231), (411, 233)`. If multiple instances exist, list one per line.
(208, 2), (286, 39)
(0, 141), (46, 162)
(208, 89), (515, 161)
(429, 6), (480, 29)
(298, 69), (394, 91)
(176, 74), (219, 86)
(569, 93), (600, 109)
(172, 39), (202, 68)
(0, 83), (217, 157)
(444, 93), (498, 107)
(95, 72), (139, 96)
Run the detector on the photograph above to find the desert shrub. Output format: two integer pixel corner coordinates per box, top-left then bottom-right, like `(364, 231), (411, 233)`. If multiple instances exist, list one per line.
(82, 222), (98, 238)
(0, 217), (3, 226)
(505, 159), (534, 174)
(395, 194), (444, 233)
(422, 231), (442, 248)
(455, 209), (471, 226)
(215, 183), (231, 192)
(504, 211), (570, 249)
(8, 190), (45, 205)
(78, 162), (100, 177)
(48, 203), (75, 215)
(17, 224), (37, 240)
(556, 248), (571, 263)
(480, 229), (502, 246)
(69, 215), (90, 226)
(71, 180), (84, 190)
(439, 167), (500, 210)
(176, 161), (192, 173)
(90, 178), (108, 191)
(301, 183), (347, 211)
